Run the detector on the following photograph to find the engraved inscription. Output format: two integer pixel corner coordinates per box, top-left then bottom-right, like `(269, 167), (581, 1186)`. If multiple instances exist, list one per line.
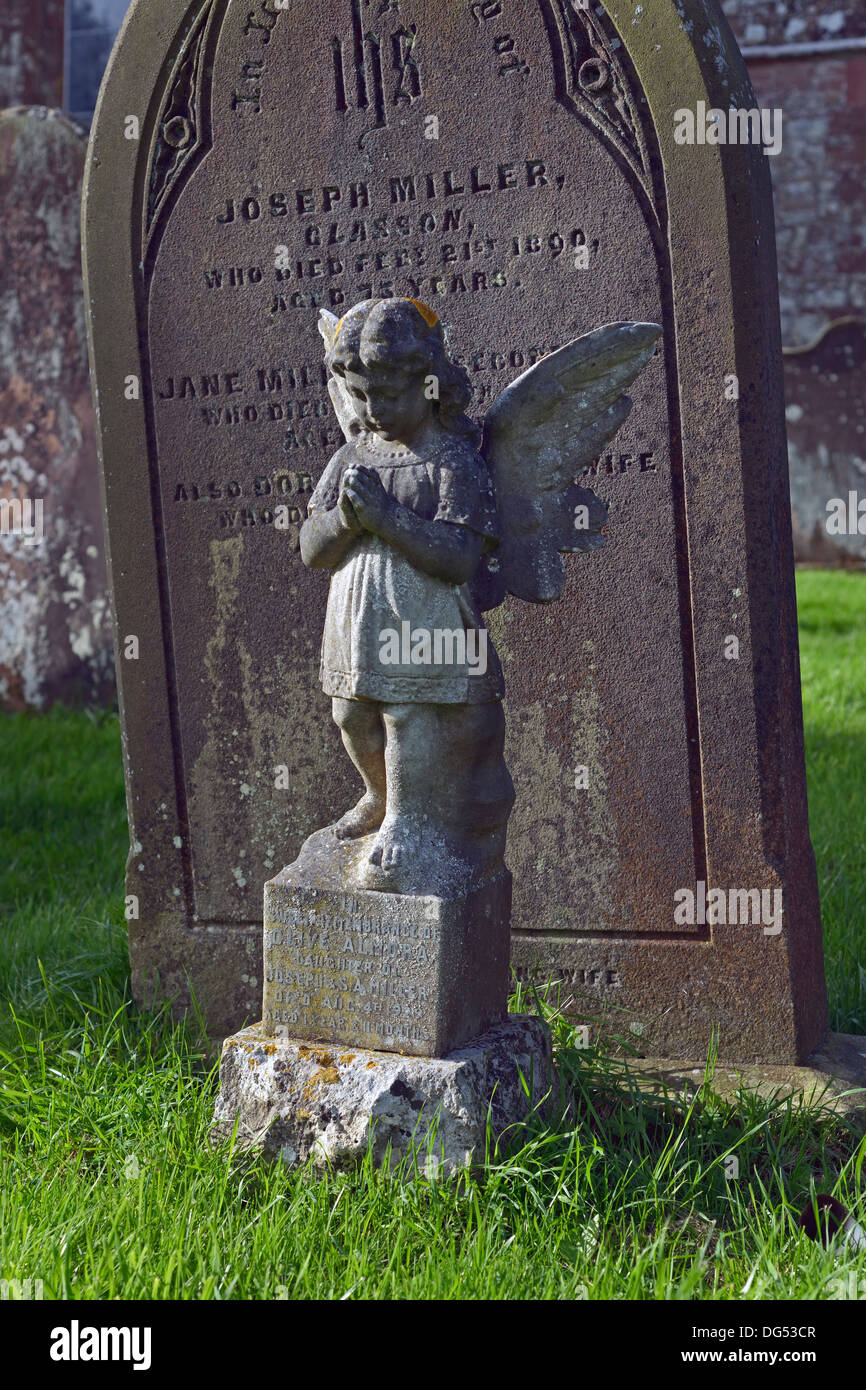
(331, 0), (423, 145)
(207, 159), (595, 316)
(230, 59), (265, 113)
(235, 0), (289, 113)
(471, 0), (531, 78)
(263, 897), (440, 1047)
(512, 965), (621, 989)
(583, 452), (657, 477)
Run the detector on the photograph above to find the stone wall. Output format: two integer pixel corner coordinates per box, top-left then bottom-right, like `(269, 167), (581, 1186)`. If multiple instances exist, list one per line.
(722, 0), (866, 48)
(722, 0), (866, 562)
(744, 48), (866, 350)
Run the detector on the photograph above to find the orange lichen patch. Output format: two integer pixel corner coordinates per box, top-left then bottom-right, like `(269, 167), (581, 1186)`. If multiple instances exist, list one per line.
(338, 1053), (357, 1064)
(298, 1046), (334, 1067)
(403, 297), (439, 327)
(366, 1061), (377, 1070)
(263, 1044), (277, 1055)
(299, 1065), (340, 1104)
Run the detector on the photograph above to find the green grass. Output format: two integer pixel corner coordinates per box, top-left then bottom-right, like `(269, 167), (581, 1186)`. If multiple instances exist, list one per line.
(797, 571), (866, 1035)
(0, 570), (864, 1300)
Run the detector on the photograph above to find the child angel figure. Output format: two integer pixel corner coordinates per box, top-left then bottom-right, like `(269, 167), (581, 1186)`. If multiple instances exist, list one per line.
(300, 297), (660, 896)
(300, 297), (507, 894)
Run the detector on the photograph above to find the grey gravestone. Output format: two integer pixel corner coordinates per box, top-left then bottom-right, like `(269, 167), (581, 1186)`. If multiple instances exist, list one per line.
(0, 107), (112, 711)
(84, 0), (827, 1062)
(784, 321), (866, 568)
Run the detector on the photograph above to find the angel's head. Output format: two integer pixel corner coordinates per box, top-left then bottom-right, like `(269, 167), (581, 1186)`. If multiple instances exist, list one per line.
(326, 298), (478, 445)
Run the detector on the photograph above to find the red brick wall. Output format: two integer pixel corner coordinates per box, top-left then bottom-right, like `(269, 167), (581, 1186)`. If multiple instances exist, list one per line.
(747, 54), (866, 348)
(721, 3), (866, 562)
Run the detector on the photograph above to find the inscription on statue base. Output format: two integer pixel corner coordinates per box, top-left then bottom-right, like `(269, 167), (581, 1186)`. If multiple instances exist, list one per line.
(263, 867), (511, 1058)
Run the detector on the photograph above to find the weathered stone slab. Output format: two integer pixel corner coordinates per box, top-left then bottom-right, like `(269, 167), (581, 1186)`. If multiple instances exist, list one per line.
(84, 0), (826, 1061)
(0, 106), (113, 710)
(211, 1014), (553, 1175)
(620, 1031), (866, 1130)
(263, 835), (510, 1057)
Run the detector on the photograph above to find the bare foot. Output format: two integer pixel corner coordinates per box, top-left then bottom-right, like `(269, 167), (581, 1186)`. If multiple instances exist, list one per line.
(367, 816), (416, 873)
(332, 793), (385, 840)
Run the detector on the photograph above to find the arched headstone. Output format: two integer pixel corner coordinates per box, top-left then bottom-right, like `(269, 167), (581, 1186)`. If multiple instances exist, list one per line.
(83, 0), (827, 1060)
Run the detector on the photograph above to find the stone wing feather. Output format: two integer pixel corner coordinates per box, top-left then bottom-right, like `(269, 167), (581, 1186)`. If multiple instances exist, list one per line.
(476, 321), (662, 607)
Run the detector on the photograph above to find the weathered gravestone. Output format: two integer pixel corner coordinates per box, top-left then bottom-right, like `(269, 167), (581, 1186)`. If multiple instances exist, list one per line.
(784, 320), (866, 568)
(0, 107), (113, 711)
(84, 0), (827, 1062)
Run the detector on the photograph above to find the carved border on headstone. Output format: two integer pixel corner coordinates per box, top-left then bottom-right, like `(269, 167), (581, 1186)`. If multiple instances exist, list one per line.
(507, 0), (826, 1061)
(142, 0), (226, 278)
(124, 0), (232, 933)
(541, 2), (703, 932)
(540, 0), (663, 233)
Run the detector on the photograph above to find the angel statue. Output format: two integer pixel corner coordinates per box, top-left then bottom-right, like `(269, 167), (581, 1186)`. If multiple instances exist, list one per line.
(297, 297), (660, 897)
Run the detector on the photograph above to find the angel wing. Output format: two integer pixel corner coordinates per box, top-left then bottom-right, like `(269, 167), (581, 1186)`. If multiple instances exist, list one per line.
(318, 309), (361, 440)
(476, 321), (662, 609)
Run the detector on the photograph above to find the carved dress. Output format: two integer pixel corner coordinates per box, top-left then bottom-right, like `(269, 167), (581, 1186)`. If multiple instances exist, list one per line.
(308, 432), (504, 705)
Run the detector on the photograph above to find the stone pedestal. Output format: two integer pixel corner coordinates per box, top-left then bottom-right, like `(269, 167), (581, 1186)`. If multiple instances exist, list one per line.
(211, 1014), (553, 1176)
(262, 831), (511, 1058)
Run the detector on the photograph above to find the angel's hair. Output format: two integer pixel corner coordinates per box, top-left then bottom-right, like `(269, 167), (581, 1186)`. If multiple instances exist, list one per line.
(327, 298), (480, 443)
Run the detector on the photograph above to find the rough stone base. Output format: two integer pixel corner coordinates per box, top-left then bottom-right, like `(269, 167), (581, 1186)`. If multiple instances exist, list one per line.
(211, 1014), (553, 1176)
